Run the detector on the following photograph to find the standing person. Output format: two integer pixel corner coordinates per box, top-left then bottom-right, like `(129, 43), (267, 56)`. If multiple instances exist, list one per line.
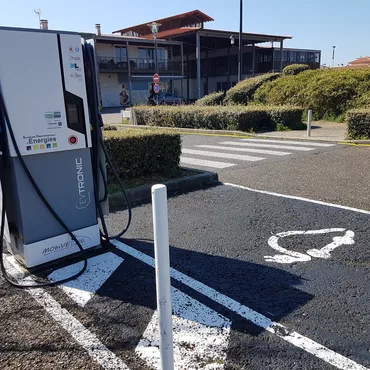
(119, 84), (129, 105)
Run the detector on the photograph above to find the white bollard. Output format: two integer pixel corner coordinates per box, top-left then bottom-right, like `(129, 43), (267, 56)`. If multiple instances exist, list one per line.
(151, 184), (174, 370)
(307, 109), (312, 137)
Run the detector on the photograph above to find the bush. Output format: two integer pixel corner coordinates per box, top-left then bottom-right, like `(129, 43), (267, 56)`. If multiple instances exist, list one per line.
(346, 109), (370, 139)
(103, 129), (181, 178)
(134, 105), (303, 132)
(283, 64), (310, 76)
(102, 125), (118, 131)
(195, 91), (225, 106)
(254, 67), (370, 120)
(224, 73), (280, 105)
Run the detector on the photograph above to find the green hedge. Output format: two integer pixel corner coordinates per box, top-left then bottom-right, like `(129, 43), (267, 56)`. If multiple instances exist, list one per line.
(195, 91), (225, 106)
(103, 129), (181, 178)
(283, 64), (310, 76)
(254, 67), (370, 120)
(224, 73), (280, 105)
(346, 109), (370, 139)
(134, 105), (303, 132)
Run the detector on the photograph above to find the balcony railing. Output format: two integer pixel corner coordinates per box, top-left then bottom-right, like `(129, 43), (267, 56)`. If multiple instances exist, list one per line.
(97, 57), (129, 72)
(97, 56), (182, 75)
(129, 58), (182, 75)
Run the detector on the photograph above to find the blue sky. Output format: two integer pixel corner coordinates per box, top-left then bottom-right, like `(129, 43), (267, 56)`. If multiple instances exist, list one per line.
(0, 0), (367, 66)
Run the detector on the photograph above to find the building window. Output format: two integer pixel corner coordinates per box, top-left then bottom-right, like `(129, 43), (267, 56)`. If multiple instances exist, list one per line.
(307, 52), (315, 62)
(315, 52), (320, 63)
(115, 47), (127, 61)
(299, 52), (306, 62)
(290, 51), (297, 62)
(274, 51), (281, 62)
(283, 51), (289, 62)
(138, 48), (168, 61)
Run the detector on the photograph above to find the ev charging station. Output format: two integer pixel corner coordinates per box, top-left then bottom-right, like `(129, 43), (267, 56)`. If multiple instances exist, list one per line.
(0, 26), (124, 275)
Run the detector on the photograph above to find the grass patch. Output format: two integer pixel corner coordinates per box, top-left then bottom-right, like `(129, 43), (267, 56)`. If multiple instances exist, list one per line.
(108, 169), (199, 194)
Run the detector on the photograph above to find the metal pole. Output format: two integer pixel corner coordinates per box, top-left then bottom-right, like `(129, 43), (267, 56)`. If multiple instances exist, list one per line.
(154, 37), (159, 104)
(307, 109), (312, 137)
(332, 46), (336, 68)
(196, 32), (201, 99)
(252, 43), (256, 77)
(279, 40), (284, 72)
(151, 184), (174, 370)
(238, 0), (243, 82)
(126, 41), (133, 106)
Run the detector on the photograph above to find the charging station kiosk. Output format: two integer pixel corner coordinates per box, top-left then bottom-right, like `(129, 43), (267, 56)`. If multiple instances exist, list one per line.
(0, 27), (101, 268)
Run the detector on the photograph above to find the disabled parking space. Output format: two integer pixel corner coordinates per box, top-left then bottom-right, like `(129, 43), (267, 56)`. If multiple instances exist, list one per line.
(2, 183), (370, 369)
(111, 183), (370, 369)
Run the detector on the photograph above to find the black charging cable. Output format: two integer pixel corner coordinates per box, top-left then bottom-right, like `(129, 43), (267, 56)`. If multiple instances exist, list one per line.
(83, 42), (132, 240)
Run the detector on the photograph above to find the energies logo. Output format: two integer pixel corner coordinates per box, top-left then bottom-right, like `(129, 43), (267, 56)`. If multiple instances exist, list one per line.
(42, 235), (91, 256)
(75, 158), (91, 209)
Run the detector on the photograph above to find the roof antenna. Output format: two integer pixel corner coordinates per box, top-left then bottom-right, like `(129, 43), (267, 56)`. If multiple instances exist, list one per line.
(34, 9), (41, 28)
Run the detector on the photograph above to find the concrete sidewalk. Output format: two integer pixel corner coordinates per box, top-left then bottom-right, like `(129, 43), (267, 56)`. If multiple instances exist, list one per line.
(255, 121), (347, 142)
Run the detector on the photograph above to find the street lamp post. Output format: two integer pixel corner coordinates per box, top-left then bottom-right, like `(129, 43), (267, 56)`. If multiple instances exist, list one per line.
(238, 0), (243, 82)
(332, 45), (336, 68)
(147, 22), (162, 104)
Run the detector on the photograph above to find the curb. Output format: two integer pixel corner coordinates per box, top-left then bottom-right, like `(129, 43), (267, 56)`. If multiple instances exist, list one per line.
(109, 169), (219, 211)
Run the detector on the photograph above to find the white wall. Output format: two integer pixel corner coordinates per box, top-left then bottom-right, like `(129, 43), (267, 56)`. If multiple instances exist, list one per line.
(96, 43), (139, 59)
(99, 73), (120, 107)
(96, 43), (115, 58)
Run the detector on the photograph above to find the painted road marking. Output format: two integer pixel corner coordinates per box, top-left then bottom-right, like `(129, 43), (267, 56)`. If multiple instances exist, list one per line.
(5, 257), (130, 370)
(224, 182), (370, 215)
(136, 287), (231, 369)
(264, 228), (355, 264)
(221, 141), (315, 151)
(197, 144), (292, 156)
(181, 157), (236, 169)
(307, 230), (355, 259)
(242, 139), (335, 147)
(182, 148), (265, 162)
(112, 240), (368, 370)
(48, 252), (124, 307)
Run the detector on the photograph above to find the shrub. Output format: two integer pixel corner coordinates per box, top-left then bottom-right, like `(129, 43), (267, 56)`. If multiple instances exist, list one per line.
(254, 67), (370, 120)
(346, 109), (370, 139)
(102, 125), (118, 131)
(103, 129), (181, 178)
(283, 64), (310, 76)
(224, 73), (280, 105)
(134, 105), (303, 132)
(268, 106), (305, 130)
(195, 91), (225, 106)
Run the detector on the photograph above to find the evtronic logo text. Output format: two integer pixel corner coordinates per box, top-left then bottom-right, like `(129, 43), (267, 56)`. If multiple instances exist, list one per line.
(75, 157), (91, 209)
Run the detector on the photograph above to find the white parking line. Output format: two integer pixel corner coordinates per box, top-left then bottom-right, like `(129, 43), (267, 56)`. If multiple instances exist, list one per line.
(221, 141), (315, 151)
(224, 182), (370, 215)
(48, 252), (124, 307)
(182, 148), (265, 161)
(136, 287), (231, 369)
(181, 157), (236, 169)
(113, 240), (369, 370)
(6, 257), (130, 370)
(197, 144), (292, 156)
(241, 139), (335, 147)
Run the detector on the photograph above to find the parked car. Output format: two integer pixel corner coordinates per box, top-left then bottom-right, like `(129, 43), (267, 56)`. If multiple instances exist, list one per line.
(148, 92), (186, 105)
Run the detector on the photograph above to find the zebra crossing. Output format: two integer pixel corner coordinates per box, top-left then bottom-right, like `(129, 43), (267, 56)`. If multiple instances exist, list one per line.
(180, 138), (335, 170)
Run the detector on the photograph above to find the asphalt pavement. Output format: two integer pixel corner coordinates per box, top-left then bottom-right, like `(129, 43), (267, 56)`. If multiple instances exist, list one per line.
(181, 134), (370, 210)
(1, 135), (370, 370)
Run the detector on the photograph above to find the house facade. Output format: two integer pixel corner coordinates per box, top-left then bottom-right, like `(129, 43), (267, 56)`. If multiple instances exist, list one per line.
(94, 10), (321, 107)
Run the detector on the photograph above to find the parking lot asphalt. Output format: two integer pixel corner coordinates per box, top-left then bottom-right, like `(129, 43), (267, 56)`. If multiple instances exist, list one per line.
(1, 135), (370, 370)
(181, 135), (370, 210)
(2, 182), (369, 370)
